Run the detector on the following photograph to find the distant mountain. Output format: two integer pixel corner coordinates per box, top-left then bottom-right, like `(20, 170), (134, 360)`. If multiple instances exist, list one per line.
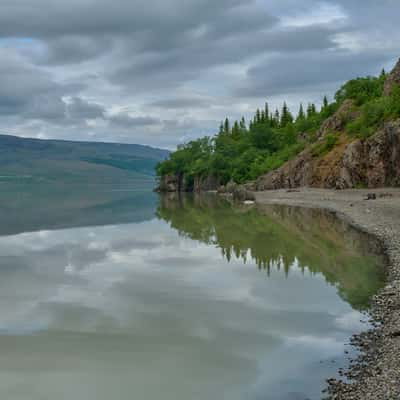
(0, 135), (169, 183)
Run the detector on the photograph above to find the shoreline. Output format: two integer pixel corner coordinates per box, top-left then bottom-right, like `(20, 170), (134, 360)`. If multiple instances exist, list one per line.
(253, 188), (400, 399)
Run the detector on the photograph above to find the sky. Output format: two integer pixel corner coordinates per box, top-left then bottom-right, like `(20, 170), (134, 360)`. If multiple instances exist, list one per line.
(0, 0), (399, 149)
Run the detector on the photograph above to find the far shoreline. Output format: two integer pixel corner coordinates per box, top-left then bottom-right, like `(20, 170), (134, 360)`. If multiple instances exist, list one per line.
(253, 188), (400, 400)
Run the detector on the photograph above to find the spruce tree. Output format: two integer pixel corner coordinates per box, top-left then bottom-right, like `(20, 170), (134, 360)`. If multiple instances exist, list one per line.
(256, 109), (261, 123)
(307, 103), (316, 118)
(265, 102), (269, 124)
(261, 110), (266, 123)
(280, 102), (293, 127)
(224, 118), (230, 134)
(323, 96), (329, 110)
(311, 103), (316, 115)
(274, 109), (280, 127)
(239, 117), (246, 132)
(219, 122), (224, 135)
(232, 121), (240, 137)
(297, 103), (305, 121)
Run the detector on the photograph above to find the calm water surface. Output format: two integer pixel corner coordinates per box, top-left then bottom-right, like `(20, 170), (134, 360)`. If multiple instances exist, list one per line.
(0, 185), (385, 400)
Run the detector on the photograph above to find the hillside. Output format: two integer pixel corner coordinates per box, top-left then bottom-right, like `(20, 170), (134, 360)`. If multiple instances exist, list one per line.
(156, 58), (400, 193)
(0, 135), (169, 184)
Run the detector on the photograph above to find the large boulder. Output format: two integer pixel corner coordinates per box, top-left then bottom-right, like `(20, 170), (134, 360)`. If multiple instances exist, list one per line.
(232, 185), (256, 201)
(225, 180), (237, 194)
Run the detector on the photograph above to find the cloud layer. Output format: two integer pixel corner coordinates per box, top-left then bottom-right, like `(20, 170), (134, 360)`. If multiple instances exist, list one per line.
(0, 0), (399, 148)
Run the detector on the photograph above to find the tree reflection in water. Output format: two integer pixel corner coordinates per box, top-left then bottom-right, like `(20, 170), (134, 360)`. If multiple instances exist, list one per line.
(157, 193), (386, 310)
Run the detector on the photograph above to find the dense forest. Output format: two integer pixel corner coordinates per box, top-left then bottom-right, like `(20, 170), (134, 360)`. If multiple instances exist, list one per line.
(157, 69), (400, 188)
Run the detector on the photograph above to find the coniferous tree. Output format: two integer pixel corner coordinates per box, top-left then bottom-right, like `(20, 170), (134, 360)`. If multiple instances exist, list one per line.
(239, 117), (246, 132)
(307, 103), (317, 118)
(219, 122), (224, 135)
(311, 103), (317, 115)
(256, 109), (261, 123)
(232, 120), (240, 137)
(224, 118), (230, 134)
(297, 103), (305, 121)
(261, 110), (266, 123)
(280, 102), (293, 127)
(274, 109), (280, 127)
(323, 96), (329, 110)
(380, 68), (386, 79)
(306, 103), (312, 118)
(265, 102), (270, 124)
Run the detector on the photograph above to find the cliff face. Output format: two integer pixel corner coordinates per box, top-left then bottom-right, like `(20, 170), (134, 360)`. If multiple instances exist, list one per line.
(256, 120), (400, 190)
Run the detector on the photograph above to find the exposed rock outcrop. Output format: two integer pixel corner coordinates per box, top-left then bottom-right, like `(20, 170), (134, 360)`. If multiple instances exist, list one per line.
(156, 174), (181, 192)
(193, 175), (220, 192)
(384, 58), (400, 96)
(256, 120), (400, 190)
(157, 174), (220, 193)
(316, 99), (358, 139)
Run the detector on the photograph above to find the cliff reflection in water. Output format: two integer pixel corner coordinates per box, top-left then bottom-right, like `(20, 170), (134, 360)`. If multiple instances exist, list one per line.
(157, 193), (385, 310)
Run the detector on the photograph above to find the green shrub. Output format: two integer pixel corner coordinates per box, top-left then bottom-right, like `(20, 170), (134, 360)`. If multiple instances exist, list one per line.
(311, 133), (339, 157)
(345, 89), (400, 139)
(335, 76), (384, 106)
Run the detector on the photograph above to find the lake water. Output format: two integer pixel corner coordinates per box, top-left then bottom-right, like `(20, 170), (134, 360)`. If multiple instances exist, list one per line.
(0, 185), (385, 400)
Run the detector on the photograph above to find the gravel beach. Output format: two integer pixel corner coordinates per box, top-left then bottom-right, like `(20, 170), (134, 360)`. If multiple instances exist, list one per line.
(255, 188), (400, 400)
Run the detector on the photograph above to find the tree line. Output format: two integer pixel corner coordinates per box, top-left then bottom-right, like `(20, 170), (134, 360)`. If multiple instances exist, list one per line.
(157, 68), (399, 188)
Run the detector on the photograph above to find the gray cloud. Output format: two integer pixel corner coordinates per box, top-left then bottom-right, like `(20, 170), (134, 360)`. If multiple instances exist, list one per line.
(236, 51), (391, 98)
(108, 113), (161, 128)
(0, 49), (84, 121)
(67, 97), (105, 120)
(36, 36), (113, 65)
(108, 24), (339, 93)
(0, 0), (399, 147)
(148, 97), (211, 110)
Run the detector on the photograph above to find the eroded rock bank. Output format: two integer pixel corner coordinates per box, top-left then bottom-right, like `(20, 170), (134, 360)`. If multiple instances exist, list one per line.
(255, 120), (400, 191)
(254, 188), (400, 400)
(156, 174), (221, 193)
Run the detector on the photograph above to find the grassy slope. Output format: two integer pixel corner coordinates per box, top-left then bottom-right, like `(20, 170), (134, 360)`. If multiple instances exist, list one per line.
(0, 135), (169, 183)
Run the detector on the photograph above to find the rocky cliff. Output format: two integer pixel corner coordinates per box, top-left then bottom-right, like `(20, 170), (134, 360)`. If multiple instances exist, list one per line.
(256, 120), (400, 190)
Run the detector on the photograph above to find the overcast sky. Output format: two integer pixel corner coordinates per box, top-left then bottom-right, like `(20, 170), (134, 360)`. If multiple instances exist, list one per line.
(0, 0), (399, 149)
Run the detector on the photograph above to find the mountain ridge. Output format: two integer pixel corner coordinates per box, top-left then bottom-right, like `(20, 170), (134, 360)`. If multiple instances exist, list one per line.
(0, 134), (169, 183)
